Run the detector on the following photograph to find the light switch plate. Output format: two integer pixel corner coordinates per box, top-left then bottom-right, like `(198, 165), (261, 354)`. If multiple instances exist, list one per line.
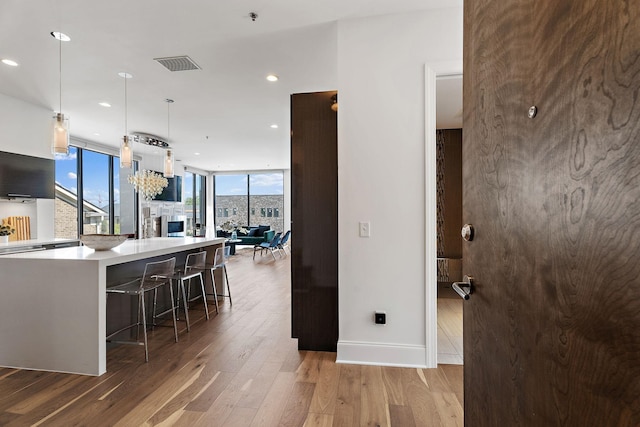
(359, 221), (371, 237)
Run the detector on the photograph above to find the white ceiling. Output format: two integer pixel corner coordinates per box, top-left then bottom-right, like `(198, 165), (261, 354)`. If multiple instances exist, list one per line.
(436, 75), (463, 129)
(0, 0), (462, 171)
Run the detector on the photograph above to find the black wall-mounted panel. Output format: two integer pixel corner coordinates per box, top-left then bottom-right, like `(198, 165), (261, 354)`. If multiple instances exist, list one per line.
(0, 151), (54, 199)
(152, 173), (182, 202)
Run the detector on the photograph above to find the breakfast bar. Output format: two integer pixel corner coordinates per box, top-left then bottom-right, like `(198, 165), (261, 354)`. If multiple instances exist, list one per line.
(0, 236), (225, 376)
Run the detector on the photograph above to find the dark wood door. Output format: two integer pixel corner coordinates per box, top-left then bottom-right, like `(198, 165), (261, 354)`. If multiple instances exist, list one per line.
(463, 1), (640, 425)
(290, 91), (338, 351)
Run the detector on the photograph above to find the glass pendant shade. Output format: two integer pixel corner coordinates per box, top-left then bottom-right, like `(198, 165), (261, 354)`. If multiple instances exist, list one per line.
(119, 72), (133, 168)
(164, 149), (174, 178)
(52, 112), (69, 154)
(120, 135), (132, 168)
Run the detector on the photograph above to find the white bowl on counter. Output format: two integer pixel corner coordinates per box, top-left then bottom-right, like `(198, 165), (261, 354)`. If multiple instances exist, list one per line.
(80, 234), (129, 251)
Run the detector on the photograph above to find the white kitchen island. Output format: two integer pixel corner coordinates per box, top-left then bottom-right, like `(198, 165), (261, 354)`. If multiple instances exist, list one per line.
(0, 236), (225, 376)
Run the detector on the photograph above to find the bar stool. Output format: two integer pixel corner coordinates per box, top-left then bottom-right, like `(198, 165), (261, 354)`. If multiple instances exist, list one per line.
(174, 250), (210, 331)
(106, 257), (177, 362)
(208, 245), (232, 308)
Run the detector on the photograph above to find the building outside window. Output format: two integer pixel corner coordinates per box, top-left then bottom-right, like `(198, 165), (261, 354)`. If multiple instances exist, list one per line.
(214, 172), (284, 232)
(184, 171), (206, 234)
(54, 146), (137, 238)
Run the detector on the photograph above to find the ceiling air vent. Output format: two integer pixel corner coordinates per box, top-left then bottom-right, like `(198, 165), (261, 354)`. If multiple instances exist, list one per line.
(153, 55), (201, 72)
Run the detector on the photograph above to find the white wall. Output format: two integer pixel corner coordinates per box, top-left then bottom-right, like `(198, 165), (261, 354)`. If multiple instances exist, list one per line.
(0, 93), (55, 238)
(0, 92), (53, 159)
(336, 7), (463, 367)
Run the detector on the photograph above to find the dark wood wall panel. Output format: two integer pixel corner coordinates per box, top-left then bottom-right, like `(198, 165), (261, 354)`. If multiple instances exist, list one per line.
(290, 91), (338, 351)
(464, 0), (640, 425)
(437, 129), (463, 259)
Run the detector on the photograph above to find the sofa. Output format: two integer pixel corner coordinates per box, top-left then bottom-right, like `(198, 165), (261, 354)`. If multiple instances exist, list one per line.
(217, 225), (275, 246)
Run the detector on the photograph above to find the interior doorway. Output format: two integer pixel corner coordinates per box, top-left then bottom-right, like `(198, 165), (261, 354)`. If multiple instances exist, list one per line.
(435, 74), (464, 365)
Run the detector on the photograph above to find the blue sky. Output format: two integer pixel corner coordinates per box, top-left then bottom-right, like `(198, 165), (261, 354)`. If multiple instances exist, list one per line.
(215, 173), (283, 196)
(55, 147), (121, 207)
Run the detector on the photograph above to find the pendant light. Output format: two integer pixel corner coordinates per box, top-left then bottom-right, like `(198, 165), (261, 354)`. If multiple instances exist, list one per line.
(119, 72), (133, 168)
(51, 31), (70, 154)
(163, 99), (175, 178)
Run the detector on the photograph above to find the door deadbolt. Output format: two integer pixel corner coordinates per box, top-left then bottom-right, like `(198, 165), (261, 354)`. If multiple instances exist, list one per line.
(461, 224), (474, 241)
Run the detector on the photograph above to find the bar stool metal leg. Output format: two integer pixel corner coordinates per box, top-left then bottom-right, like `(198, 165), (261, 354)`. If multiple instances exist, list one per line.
(178, 278), (191, 331)
(209, 268), (220, 314)
(223, 266), (232, 306)
(168, 280), (178, 343)
(196, 274), (210, 320)
(140, 293), (149, 362)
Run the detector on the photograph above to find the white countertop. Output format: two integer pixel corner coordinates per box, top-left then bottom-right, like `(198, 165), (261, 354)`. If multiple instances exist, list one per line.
(0, 236), (225, 267)
(0, 237), (78, 249)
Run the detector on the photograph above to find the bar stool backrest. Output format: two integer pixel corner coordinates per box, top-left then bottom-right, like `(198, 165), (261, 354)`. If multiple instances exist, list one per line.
(185, 251), (207, 272)
(212, 245), (231, 269)
(142, 257), (176, 286)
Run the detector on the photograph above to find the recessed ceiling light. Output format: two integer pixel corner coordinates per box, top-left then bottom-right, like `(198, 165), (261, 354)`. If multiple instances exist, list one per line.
(1, 59), (18, 67)
(194, 152), (201, 156)
(93, 133), (101, 136)
(266, 74), (279, 82)
(270, 124), (278, 129)
(98, 102), (111, 107)
(50, 31), (71, 42)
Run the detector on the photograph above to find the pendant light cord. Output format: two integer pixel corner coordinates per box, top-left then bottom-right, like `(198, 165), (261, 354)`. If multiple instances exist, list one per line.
(59, 37), (62, 113)
(124, 74), (128, 134)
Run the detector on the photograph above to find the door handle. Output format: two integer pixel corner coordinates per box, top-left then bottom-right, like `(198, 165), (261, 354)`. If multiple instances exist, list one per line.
(452, 275), (474, 300)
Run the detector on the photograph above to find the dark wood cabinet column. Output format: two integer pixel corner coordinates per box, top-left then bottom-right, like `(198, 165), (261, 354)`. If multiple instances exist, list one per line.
(290, 91), (338, 352)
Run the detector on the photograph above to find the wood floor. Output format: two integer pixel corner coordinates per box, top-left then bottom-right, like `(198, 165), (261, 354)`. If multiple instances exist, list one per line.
(437, 298), (464, 365)
(0, 246), (463, 426)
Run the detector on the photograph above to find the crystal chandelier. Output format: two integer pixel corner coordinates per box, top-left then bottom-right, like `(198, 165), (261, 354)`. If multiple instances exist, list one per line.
(127, 169), (168, 201)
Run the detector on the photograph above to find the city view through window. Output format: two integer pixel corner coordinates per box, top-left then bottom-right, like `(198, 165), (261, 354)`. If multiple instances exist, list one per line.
(215, 173), (284, 233)
(55, 151), (281, 239)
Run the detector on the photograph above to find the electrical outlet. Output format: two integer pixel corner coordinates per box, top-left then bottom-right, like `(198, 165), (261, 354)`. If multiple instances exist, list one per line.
(359, 221), (371, 238)
(375, 311), (386, 325)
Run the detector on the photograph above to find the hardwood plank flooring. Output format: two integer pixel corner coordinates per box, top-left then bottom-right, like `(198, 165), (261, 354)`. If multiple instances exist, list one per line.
(437, 297), (464, 365)
(0, 246), (462, 426)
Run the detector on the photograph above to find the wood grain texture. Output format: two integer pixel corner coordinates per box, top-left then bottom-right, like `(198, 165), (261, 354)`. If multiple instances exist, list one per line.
(290, 91), (339, 351)
(0, 248), (462, 425)
(464, 0), (640, 425)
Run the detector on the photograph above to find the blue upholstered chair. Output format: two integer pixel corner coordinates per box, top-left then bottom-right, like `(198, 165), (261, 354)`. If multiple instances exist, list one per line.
(277, 230), (291, 255)
(253, 231), (282, 261)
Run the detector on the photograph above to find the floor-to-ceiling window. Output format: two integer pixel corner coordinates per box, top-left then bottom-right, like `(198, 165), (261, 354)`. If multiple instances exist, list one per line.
(184, 171), (207, 234)
(54, 147), (79, 238)
(248, 172), (284, 231)
(214, 172), (284, 232)
(214, 174), (248, 227)
(82, 150), (110, 234)
(54, 146), (137, 238)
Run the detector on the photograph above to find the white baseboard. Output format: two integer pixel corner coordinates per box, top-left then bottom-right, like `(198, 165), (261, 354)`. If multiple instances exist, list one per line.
(336, 340), (427, 368)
